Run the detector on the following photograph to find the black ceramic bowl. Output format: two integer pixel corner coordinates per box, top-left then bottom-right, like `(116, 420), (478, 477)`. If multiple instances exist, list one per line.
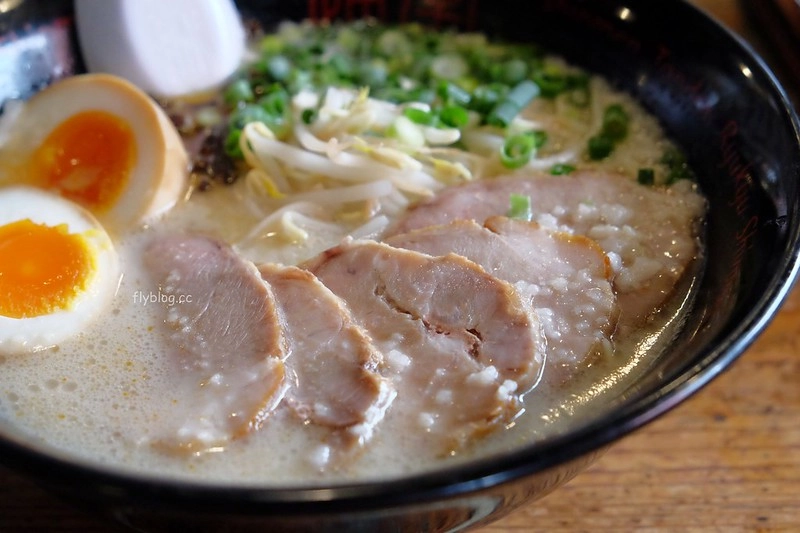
(1, 1), (799, 532)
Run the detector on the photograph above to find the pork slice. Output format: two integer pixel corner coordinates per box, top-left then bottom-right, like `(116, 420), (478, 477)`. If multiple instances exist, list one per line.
(258, 263), (395, 446)
(143, 234), (287, 454)
(385, 170), (706, 328)
(387, 217), (617, 375)
(304, 239), (546, 454)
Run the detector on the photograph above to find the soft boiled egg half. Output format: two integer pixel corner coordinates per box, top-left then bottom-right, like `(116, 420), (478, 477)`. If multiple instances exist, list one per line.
(0, 186), (120, 354)
(0, 73), (188, 233)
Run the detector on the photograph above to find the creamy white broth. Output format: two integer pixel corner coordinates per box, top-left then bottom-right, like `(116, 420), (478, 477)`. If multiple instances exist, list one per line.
(0, 21), (706, 484)
(0, 178), (701, 485)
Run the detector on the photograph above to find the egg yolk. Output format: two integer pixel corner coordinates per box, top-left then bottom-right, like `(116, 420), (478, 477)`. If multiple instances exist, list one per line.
(0, 219), (95, 319)
(29, 110), (136, 214)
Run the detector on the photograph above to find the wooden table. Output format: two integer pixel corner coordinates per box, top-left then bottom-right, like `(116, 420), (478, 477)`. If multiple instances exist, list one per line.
(1, 1), (798, 531)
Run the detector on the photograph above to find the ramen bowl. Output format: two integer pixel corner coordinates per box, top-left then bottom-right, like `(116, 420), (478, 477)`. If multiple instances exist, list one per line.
(0, 0), (799, 531)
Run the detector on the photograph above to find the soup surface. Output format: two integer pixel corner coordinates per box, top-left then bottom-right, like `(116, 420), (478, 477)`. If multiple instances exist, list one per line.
(0, 20), (706, 485)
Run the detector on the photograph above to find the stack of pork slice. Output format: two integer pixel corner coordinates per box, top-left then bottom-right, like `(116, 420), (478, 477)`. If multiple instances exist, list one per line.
(143, 170), (706, 466)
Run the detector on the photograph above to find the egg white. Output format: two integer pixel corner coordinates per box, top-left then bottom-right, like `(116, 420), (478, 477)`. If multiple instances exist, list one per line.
(0, 73), (188, 234)
(0, 186), (121, 354)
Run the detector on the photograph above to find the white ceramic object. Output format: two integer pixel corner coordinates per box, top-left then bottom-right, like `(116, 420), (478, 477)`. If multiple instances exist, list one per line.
(74, 0), (246, 99)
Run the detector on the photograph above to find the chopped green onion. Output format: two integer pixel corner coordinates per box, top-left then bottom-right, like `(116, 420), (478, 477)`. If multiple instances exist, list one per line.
(376, 29), (411, 57)
(486, 63), (503, 83)
(528, 130), (548, 149)
(287, 69), (313, 93)
(660, 146), (684, 167)
(288, 48), (313, 70)
(258, 87), (290, 117)
(216, 23), (626, 182)
(550, 163), (576, 175)
(532, 70), (568, 98)
(661, 147), (695, 183)
(229, 103), (289, 139)
(637, 168), (655, 185)
(224, 128), (243, 159)
(600, 103), (629, 141)
(469, 84), (506, 115)
(301, 108), (317, 124)
(336, 26), (360, 52)
(329, 53), (355, 80)
(438, 105), (469, 128)
(408, 55), (433, 82)
(500, 58), (529, 85)
(224, 79), (254, 106)
(229, 104), (271, 129)
(430, 53), (468, 80)
(259, 35), (284, 55)
(566, 74), (591, 107)
(501, 132), (537, 169)
(375, 86), (435, 104)
(411, 87), (437, 104)
(358, 60), (389, 87)
(423, 33), (442, 54)
(464, 49), (492, 79)
(487, 80), (540, 128)
(588, 134), (615, 160)
(587, 104), (631, 160)
(507, 193), (533, 221)
(403, 107), (436, 125)
(455, 75), (478, 92)
(437, 81), (471, 107)
(264, 55), (292, 82)
(307, 41), (324, 56)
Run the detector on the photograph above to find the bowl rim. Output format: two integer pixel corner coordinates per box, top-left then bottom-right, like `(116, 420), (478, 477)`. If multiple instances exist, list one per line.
(1, 0), (800, 515)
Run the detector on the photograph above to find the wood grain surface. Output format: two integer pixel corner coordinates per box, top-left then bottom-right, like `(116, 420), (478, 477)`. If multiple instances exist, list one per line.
(1, 1), (798, 532)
